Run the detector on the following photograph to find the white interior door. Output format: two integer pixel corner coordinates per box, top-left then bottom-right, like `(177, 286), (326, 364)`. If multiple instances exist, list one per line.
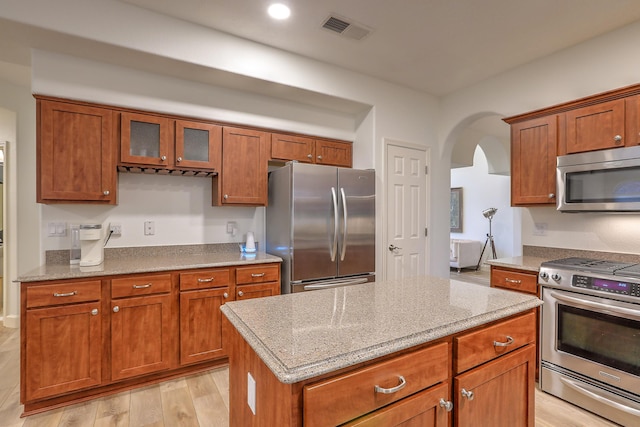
(385, 143), (428, 280)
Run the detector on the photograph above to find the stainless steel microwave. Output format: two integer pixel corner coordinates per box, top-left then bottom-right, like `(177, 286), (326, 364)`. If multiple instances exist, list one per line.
(557, 145), (640, 212)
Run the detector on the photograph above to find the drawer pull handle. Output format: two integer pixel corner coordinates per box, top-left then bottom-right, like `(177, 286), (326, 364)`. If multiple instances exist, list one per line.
(374, 375), (406, 394)
(493, 335), (514, 347)
(505, 278), (522, 284)
(251, 273), (266, 278)
(439, 398), (453, 412)
(461, 388), (474, 400)
(53, 291), (77, 297)
(132, 283), (152, 289)
(197, 277), (215, 283)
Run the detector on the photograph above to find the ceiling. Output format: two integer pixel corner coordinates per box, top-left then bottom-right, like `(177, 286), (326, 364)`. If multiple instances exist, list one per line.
(118, 0), (640, 96)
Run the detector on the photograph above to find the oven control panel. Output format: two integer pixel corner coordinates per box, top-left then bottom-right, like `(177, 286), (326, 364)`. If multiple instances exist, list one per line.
(572, 275), (640, 297)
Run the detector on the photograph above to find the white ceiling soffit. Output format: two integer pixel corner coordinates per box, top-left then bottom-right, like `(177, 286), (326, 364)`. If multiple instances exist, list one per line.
(119, 0), (640, 96)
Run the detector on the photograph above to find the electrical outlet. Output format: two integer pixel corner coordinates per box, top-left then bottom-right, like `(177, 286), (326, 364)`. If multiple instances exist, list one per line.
(110, 224), (122, 236)
(247, 372), (256, 415)
(144, 221), (155, 236)
(533, 222), (548, 236)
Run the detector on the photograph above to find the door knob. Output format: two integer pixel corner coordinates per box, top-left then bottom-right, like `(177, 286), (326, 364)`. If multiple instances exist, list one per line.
(388, 245), (402, 251)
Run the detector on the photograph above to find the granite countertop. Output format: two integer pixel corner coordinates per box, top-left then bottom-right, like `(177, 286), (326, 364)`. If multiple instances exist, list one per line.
(485, 255), (549, 273)
(18, 251), (282, 283)
(221, 276), (542, 384)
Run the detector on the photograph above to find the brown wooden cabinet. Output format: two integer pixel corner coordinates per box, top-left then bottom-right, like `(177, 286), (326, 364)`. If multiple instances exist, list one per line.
(626, 94), (640, 147)
(235, 263), (280, 300)
(509, 115), (557, 206)
(454, 345), (535, 427)
(213, 126), (269, 206)
(564, 99), (626, 154)
(36, 98), (117, 204)
(110, 273), (174, 381)
(271, 133), (353, 167)
(343, 383), (450, 427)
(490, 266), (541, 379)
(179, 268), (231, 365)
(21, 261), (281, 414)
(23, 280), (103, 401)
(120, 113), (222, 173)
(453, 311), (536, 427)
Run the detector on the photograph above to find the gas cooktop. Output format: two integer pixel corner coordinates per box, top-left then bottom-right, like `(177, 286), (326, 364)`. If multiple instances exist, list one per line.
(540, 257), (640, 278)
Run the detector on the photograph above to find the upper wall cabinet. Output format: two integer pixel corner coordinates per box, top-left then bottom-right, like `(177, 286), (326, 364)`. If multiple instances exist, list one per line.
(120, 113), (222, 174)
(271, 133), (353, 167)
(509, 115), (558, 206)
(562, 99), (625, 154)
(212, 127), (269, 206)
(37, 98), (117, 204)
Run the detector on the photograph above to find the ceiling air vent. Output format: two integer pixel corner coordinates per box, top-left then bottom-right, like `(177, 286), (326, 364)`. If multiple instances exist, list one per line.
(321, 14), (372, 41)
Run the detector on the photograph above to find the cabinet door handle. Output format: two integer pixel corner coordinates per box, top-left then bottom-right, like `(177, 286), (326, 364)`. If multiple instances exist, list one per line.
(223, 292), (228, 298)
(614, 135), (622, 143)
(251, 273), (266, 278)
(161, 155), (167, 161)
(91, 309), (99, 316)
(238, 291), (244, 297)
(224, 194), (229, 200)
(197, 277), (214, 283)
(548, 193), (555, 199)
(113, 306), (120, 313)
(132, 283), (152, 289)
(505, 278), (521, 284)
(439, 398), (453, 412)
(317, 155), (323, 160)
(374, 375), (406, 394)
(53, 291), (77, 297)
(493, 335), (514, 347)
(177, 157), (183, 162)
(103, 190), (110, 196)
(307, 154), (313, 159)
(461, 388), (474, 400)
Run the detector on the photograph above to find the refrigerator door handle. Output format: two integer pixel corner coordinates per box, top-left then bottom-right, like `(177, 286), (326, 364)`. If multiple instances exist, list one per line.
(331, 187), (339, 262)
(340, 187), (348, 261)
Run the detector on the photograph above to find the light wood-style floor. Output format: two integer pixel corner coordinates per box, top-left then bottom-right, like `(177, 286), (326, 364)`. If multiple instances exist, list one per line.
(0, 297), (620, 426)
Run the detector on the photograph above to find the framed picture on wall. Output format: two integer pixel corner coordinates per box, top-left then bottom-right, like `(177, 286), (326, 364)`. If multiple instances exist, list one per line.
(450, 187), (463, 233)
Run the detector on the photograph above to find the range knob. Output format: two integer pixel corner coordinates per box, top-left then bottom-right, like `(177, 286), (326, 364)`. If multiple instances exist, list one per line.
(539, 271), (549, 280)
(551, 273), (562, 282)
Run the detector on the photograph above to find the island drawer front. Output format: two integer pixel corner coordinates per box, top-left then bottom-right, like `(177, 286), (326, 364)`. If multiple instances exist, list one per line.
(303, 342), (449, 427)
(454, 311), (536, 374)
(111, 273), (172, 298)
(26, 280), (102, 308)
(491, 268), (538, 295)
(179, 268), (231, 291)
(235, 264), (279, 285)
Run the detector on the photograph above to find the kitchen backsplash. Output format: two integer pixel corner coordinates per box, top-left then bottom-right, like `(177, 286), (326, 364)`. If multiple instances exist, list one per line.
(523, 245), (640, 263)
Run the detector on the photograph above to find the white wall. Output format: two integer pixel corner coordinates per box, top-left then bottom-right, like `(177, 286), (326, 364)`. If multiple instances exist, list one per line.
(450, 147), (516, 261)
(0, 82), (37, 327)
(442, 20), (640, 257)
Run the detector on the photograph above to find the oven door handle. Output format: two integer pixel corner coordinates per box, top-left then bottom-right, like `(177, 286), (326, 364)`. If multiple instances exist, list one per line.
(549, 290), (640, 321)
(560, 377), (640, 417)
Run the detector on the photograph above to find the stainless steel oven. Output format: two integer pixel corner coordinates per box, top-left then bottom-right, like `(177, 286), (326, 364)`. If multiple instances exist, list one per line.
(539, 258), (640, 426)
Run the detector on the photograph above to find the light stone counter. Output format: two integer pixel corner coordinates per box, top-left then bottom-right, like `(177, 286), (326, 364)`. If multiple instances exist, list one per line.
(486, 255), (549, 273)
(221, 276), (542, 384)
(18, 251), (281, 283)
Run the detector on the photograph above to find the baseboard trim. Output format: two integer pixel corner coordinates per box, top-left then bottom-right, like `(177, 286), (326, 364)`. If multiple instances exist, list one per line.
(3, 314), (19, 329)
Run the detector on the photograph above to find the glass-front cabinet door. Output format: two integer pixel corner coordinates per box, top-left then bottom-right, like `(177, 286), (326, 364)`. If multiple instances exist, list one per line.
(121, 112), (172, 166)
(175, 121), (222, 171)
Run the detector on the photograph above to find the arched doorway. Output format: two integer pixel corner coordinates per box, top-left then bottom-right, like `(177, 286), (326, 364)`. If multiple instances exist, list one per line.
(446, 113), (520, 270)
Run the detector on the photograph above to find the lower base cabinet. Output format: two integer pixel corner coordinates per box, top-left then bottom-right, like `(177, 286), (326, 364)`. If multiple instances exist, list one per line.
(454, 345), (536, 427)
(225, 310), (536, 427)
(343, 383), (450, 427)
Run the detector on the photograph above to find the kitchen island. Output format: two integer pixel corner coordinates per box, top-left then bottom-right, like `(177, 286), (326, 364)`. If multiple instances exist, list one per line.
(221, 276), (542, 426)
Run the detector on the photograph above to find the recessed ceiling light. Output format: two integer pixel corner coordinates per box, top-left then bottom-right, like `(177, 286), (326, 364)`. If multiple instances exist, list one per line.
(268, 3), (291, 20)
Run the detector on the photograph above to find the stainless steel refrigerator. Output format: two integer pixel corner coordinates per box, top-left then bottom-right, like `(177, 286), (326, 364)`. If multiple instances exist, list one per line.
(266, 162), (375, 293)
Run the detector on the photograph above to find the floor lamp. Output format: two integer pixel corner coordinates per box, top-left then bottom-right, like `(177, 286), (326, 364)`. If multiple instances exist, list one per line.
(476, 207), (497, 270)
